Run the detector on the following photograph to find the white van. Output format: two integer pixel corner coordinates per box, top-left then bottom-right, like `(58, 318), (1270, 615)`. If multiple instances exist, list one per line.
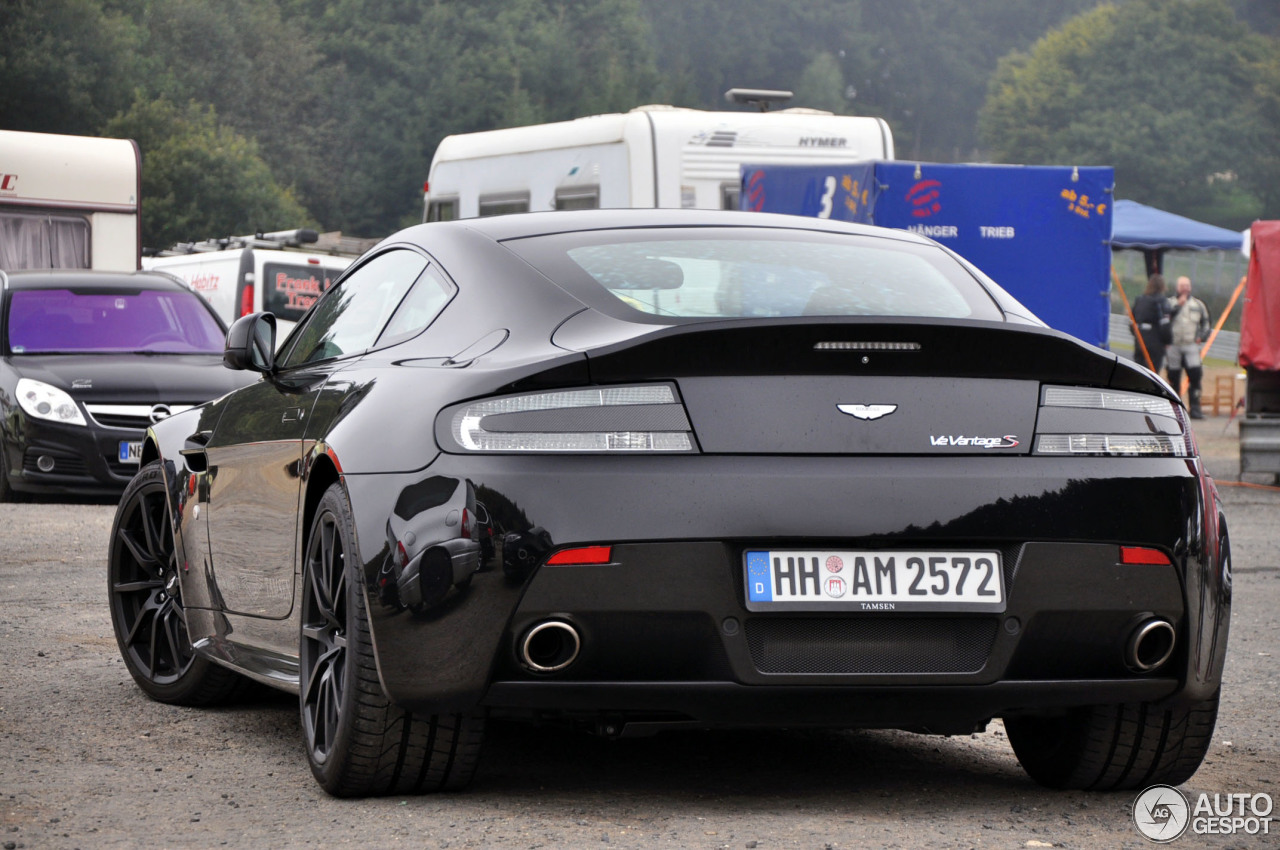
(423, 95), (894, 221)
(144, 230), (360, 337)
(0, 129), (141, 271)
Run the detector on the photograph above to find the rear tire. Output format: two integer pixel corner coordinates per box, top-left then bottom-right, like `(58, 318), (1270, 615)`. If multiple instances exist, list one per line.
(1005, 692), (1219, 790)
(108, 460), (246, 705)
(300, 483), (485, 797)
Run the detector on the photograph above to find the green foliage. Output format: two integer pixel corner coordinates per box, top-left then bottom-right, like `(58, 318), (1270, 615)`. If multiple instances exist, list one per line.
(639, 0), (871, 109)
(979, 0), (1274, 227)
(279, 0), (660, 234)
(0, 0), (141, 134)
(104, 99), (312, 251)
(4, 0), (1279, 239)
(127, 0), (340, 224)
(795, 52), (852, 115)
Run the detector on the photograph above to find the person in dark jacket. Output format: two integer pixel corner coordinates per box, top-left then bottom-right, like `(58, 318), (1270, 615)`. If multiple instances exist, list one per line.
(1131, 273), (1172, 373)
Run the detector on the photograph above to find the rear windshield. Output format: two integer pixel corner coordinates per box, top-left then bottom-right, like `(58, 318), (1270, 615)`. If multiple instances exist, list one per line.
(6, 288), (226, 354)
(502, 228), (1003, 321)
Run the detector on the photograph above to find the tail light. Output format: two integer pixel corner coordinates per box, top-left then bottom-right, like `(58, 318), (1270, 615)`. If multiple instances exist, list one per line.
(443, 383), (696, 453)
(1033, 386), (1192, 457)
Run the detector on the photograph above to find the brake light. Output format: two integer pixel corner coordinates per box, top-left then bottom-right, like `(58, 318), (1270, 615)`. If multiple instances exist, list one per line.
(1034, 386), (1190, 457)
(546, 546), (613, 566)
(448, 384), (695, 453)
(1121, 546), (1171, 565)
(239, 286), (253, 318)
(461, 507), (470, 540)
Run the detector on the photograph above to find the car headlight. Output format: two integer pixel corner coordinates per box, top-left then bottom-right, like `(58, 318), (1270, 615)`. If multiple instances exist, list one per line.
(1033, 385), (1190, 457)
(444, 383), (696, 453)
(16, 379), (87, 426)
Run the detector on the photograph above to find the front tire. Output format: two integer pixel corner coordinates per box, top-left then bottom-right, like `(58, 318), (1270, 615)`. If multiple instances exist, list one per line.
(108, 460), (245, 705)
(0, 443), (21, 503)
(1005, 692), (1220, 790)
(300, 483), (485, 797)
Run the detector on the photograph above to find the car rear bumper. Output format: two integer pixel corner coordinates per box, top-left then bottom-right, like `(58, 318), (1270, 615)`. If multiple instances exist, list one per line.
(347, 454), (1228, 718)
(482, 679), (1181, 735)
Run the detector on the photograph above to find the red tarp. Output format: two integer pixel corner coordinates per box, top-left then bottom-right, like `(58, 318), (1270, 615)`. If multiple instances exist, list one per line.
(1240, 221), (1280, 370)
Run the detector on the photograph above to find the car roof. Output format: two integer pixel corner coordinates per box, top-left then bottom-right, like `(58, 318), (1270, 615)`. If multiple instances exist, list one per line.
(416, 208), (935, 246)
(2, 269), (191, 293)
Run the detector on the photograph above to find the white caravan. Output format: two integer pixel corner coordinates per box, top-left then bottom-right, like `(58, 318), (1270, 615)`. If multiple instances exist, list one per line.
(0, 130), (141, 270)
(423, 99), (894, 221)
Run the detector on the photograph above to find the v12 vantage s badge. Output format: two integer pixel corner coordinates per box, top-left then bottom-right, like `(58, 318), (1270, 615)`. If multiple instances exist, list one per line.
(930, 434), (1021, 449)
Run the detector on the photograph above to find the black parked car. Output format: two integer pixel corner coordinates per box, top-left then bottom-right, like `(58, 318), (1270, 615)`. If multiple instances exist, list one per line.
(1, 269), (249, 500)
(107, 210), (1230, 797)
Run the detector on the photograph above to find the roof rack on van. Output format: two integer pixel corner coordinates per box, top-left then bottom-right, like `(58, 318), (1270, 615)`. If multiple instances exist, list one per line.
(148, 229), (376, 258)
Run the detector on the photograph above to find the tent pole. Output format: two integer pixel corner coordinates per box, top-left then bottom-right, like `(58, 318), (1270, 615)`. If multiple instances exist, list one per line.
(1200, 275), (1247, 360)
(1113, 265), (1156, 371)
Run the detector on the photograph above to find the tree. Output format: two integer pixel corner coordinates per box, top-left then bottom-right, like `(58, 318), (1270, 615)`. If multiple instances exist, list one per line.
(0, 0), (141, 135)
(639, 0), (872, 110)
(850, 0), (1106, 160)
(104, 98), (313, 251)
(282, 0), (661, 235)
(979, 0), (1273, 227)
(119, 0), (342, 232)
(794, 52), (852, 115)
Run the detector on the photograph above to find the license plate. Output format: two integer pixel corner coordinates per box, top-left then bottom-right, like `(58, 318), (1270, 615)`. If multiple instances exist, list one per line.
(744, 549), (1005, 613)
(118, 441), (143, 464)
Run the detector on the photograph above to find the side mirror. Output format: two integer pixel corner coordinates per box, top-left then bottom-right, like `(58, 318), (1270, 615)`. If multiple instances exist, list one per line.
(224, 312), (277, 373)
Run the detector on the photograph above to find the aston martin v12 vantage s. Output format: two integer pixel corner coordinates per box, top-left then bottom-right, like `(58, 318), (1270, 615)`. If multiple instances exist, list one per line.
(108, 210), (1230, 797)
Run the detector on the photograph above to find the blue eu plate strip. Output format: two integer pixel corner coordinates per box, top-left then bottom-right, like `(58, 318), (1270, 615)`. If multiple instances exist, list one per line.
(746, 551), (772, 602)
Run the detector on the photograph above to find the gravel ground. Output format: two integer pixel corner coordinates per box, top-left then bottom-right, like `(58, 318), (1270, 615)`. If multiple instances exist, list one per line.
(1, 417), (1276, 849)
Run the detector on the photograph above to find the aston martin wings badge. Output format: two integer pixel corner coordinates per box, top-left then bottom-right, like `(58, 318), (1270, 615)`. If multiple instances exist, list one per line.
(837, 403), (898, 421)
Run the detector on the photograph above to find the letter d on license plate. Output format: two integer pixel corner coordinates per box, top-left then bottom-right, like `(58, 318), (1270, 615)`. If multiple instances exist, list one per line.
(744, 549), (1005, 613)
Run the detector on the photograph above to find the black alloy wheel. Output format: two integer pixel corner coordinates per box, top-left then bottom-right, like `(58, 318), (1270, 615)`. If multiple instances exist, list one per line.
(108, 460), (243, 704)
(300, 505), (349, 767)
(300, 483), (485, 797)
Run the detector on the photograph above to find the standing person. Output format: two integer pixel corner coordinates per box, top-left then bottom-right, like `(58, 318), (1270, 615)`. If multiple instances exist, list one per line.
(1166, 275), (1212, 419)
(1131, 273), (1173, 373)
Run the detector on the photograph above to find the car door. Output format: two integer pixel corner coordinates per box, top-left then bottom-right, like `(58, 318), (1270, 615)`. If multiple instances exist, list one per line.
(201, 248), (431, 618)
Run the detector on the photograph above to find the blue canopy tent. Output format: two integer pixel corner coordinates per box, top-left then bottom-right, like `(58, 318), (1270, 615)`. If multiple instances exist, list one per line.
(1111, 199), (1244, 275)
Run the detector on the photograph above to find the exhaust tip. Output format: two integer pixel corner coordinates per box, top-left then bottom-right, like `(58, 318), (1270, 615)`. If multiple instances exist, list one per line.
(519, 620), (581, 673)
(1126, 618), (1176, 672)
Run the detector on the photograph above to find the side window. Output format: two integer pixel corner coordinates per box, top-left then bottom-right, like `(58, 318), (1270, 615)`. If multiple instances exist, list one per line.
(377, 264), (453, 347)
(478, 193), (530, 217)
(427, 199), (458, 223)
(555, 186), (599, 211)
(280, 249), (427, 368)
(0, 211), (89, 269)
(721, 183), (741, 211)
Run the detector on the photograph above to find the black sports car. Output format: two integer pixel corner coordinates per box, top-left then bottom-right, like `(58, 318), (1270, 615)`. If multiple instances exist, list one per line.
(108, 210), (1230, 797)
(1, 269), (249, 500)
